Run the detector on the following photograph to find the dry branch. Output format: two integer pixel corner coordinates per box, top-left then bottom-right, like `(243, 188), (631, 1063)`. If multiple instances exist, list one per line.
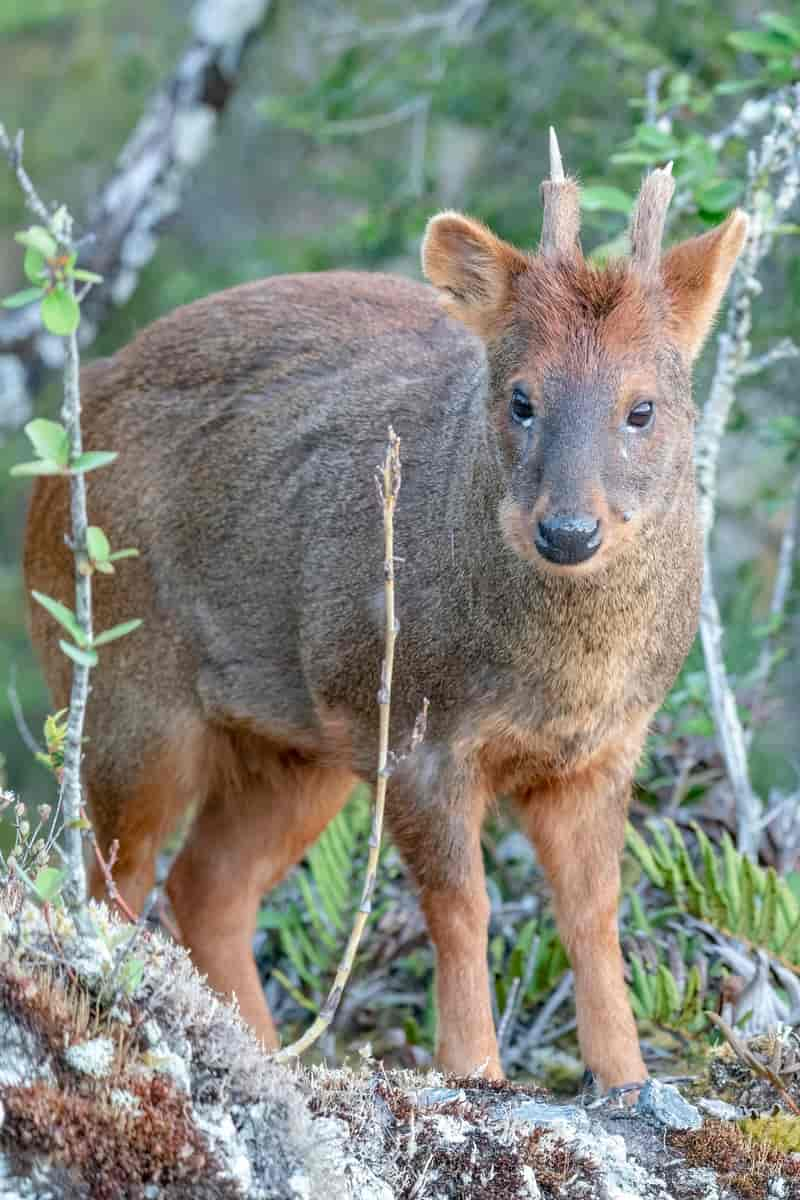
(694, 84), (800, 859)
(0, 0), (271, 426)
(275, 428), (417, 1061)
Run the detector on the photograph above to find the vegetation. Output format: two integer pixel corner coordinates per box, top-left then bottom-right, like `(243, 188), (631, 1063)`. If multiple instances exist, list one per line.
(0, 0), (798, 1089)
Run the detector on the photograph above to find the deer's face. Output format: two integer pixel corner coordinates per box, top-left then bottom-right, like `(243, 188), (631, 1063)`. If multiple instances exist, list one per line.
(422, 172), (747, 574)
(488, 262), (695, 574)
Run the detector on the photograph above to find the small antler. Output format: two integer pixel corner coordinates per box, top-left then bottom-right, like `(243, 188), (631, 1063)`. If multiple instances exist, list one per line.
(629, 162), (675, 275)
(539, 126), (581, 258)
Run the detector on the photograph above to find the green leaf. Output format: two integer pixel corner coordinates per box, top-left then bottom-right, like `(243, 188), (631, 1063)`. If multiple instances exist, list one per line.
(70, 451), (118, 473)
(92, 619), (143, 647)
(580, 186), (633, 214)
(625, 822), (666, 888)
(71, 268), (104, 284)
(95, 561), (115, 574)
(25, 418), (69, 466)
(32, 590), (85, 643)
(86, 525), (110, 562)
(41, 287), (80, 336)
(120, 956), (145, 997)
(59, 639), (98, 668)
(760, 12), (800, 45)
(15, 226), (57, 257)
(23, 247), (47, 284)
(107, 548), (139, 561)
(695, 179), (744, 214)
(727, 30), (792, 57)
(33, 866), (65, 903)
(714, 79), (762, 96)
(634, 124), (679, 154)
(2, 286), (44, 308)
(759, 867), (779, 949)
(10, 460), (65, 477)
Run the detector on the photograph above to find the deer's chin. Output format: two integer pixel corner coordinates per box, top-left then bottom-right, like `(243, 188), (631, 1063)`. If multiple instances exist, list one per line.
(497, 498), (647, 578)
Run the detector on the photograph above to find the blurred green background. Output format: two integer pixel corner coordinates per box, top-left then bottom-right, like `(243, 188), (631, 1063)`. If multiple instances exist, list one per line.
(1, 0), (797, 813)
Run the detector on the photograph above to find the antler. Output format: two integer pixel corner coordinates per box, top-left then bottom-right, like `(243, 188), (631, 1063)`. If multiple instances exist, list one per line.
(539, 127), (581, 258)
(629, 162), (675, 275)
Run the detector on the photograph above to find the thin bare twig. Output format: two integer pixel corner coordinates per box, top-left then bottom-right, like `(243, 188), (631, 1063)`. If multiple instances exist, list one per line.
(7, 665), (43, 756)
(275, 427), (410, 1061)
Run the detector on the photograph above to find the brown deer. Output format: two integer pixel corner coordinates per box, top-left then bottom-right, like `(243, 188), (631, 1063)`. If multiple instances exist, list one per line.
(24, 131), (747, 1090)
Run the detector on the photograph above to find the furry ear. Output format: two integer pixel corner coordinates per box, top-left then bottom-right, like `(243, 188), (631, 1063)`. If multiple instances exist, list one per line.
(421, 211), (528, 339)
(661, 209), (749, 362)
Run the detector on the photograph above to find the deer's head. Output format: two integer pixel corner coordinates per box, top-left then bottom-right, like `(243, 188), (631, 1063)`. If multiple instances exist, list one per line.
(422, 130), (747, 574)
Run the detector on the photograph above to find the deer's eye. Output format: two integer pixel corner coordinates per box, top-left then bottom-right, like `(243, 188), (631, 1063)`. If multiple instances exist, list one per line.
(510, 387), (534, 428)
(627, 399), (655, 430)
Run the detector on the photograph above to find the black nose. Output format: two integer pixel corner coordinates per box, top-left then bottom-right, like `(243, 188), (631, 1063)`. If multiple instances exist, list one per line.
(536, 515), (602, 565)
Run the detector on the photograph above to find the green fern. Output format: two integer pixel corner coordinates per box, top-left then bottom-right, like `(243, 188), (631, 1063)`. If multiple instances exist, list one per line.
(490, 917), (570, 1015)
(626, 819), (800, 969)
(261, 784), (377, 1008)
(628, 952), (708, 1032)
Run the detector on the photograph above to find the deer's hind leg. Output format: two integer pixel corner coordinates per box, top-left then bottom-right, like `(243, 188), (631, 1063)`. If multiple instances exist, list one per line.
(166, 730), (356, 1047)
(86, 718), (207, 920)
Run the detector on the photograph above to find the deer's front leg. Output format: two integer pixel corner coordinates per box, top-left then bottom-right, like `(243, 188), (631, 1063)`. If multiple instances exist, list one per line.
(388, 754), (500, 1079)
(515, 750), (646, 1091)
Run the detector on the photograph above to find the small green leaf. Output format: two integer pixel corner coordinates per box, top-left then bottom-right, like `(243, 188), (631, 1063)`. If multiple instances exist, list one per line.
(728, 29), (792, 57)
(695, 179), (744, 214)
(92, 619), (143, 647)
(107, 548), (139, 562)
(15, 226), (57, 257)
(59, 639), (98, 668)
(32, 591), (86, 643)
(95, 561), (115, 574)
(760, 11), (800, 45)
(714, 79), (761, 96)
(10, 460), (65, 477)
(41, 287), (80, 336)
(2, 286), (44, 308)
(33, 866), (65, 903)
(86, 526), (111, 562)
(120, 956), (145, 997)
(25, 418), (69, 466)
(71, 268), (104, 284)
(23, 247), (47, 284)
(580, 186), (633, 214)
(70, 451), (118, 473)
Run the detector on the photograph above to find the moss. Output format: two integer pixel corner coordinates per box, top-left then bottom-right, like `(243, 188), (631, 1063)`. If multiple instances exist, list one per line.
(739, 1114), (800, 1154)
(0, 1074), (241, 1200)
(671, 1118), (800, 1199)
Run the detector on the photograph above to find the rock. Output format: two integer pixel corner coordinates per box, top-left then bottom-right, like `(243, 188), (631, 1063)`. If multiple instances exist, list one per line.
(676, 1167), (723, 1199)
(697, 1097), (741, 1121)
(635, 1079), (702, 1131)
(415, 1086), (467, 1107)
(499, 1098), (589, 1130)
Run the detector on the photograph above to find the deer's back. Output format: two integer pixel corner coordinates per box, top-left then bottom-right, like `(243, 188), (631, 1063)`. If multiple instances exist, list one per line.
(26, 272), (498, 763)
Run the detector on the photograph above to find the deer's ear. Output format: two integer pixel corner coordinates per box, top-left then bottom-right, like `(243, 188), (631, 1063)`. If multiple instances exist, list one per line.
(422, 211), (527, 339)
(661, 209), (749, 363)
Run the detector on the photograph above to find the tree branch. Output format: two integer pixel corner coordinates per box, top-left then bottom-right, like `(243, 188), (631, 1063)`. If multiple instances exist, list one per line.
(0, 0), (271, 428)
(694, 84), (800, 858)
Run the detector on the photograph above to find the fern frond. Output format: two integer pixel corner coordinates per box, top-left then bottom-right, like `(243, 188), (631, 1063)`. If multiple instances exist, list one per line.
(626, 819), (800, 972)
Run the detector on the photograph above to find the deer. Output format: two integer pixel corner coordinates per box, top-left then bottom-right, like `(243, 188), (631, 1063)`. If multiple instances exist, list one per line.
(24, 130), (747, 1092)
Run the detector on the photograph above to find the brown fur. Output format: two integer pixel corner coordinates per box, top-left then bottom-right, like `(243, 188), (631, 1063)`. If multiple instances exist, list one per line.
(24, 198), (746, 1089)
